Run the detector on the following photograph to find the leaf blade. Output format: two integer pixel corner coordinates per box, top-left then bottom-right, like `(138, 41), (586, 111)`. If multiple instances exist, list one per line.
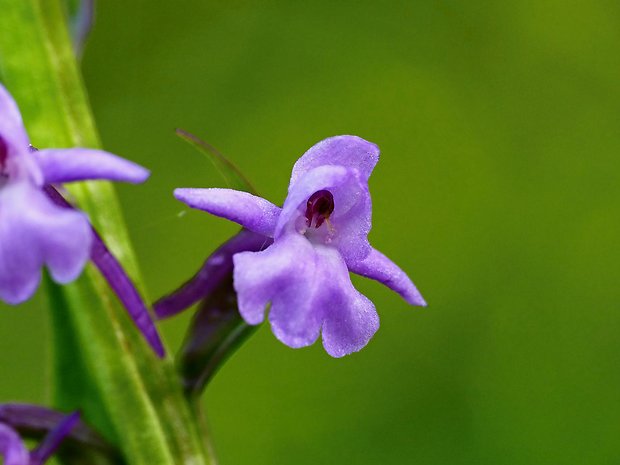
(176, 128), (258, 194)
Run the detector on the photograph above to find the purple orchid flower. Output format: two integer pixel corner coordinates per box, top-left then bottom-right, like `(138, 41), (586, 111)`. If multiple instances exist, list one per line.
(0, 83), (148, 305)
(0, 408), (80, 465)
(0, 84), (164, 356)
(174, 135), (426, 357)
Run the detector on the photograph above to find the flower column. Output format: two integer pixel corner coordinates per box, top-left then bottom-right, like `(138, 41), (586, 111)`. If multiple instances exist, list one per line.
(0, 2), (215, 465)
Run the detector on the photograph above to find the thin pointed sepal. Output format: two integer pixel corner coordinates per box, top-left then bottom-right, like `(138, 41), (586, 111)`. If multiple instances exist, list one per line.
(154, 229), (271, 319)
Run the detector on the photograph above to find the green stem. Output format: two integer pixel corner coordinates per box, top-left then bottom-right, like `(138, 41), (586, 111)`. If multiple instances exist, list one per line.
(0, 2), (216, 464)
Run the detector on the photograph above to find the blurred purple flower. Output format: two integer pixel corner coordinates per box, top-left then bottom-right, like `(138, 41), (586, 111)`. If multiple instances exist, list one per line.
(175, 135), (426, 357)
(70, 0), (96, 58)
(0, 423), (28, 465)
(0, 83), (148, 305)
(0, 409), (79, 465)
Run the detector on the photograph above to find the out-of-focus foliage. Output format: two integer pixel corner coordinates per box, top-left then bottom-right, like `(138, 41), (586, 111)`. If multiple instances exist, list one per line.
(1, 1), (619, 464)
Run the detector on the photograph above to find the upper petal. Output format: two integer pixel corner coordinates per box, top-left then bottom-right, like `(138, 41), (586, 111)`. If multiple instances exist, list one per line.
(175, 188), (281, 237)
(276, 165), (349, 236)
(0, 84), (29, 156)
(0, 423), (29, 465)
(276, 165), (372, 262)
(34, 148), (149, 184)
(347, 247), (427, 306)
(290, 135), (379, 186)
(0, 182), (92, 304)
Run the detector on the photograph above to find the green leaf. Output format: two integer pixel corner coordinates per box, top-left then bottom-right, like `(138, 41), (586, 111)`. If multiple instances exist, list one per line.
(176, 128), (259, 194)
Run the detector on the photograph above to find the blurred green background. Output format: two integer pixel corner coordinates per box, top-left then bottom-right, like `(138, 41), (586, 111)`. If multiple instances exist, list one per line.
(2, 0), (620, 463)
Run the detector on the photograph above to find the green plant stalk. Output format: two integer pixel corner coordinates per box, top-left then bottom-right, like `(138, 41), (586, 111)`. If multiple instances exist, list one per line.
(0, 2), (216, 464)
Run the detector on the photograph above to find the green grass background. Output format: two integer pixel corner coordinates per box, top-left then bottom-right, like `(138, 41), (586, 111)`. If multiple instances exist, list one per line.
(2, 1), (620, 463)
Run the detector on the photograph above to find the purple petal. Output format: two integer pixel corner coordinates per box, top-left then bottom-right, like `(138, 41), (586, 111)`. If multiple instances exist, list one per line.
(34, 148), (149, 184)
(29, 411), (80, 465)
(276, 165), (372, 262)
(174, 188), (281, 237)
(0, 423), (29, 465)
(290, 135), (379, 186)
(314, 244), (379, 358)
(0, 84), (29, 154)
(154, 229), (271, 319)
(347, 247), (427, 306)
(0, 182), (91, 304)
(321, 296), (379, 358)
(233, 233), (380, 355)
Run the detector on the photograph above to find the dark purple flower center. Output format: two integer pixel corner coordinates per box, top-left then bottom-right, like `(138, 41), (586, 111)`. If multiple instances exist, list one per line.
(0, 136), (7, 174)
(305, 190), (334, 228)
